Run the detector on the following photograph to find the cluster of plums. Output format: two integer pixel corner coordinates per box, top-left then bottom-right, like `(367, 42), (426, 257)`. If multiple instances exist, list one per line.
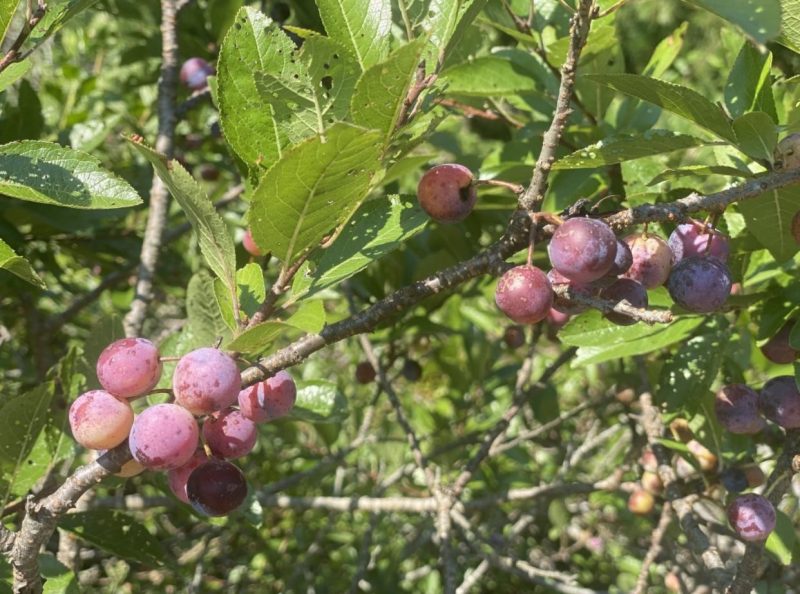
(69, 338), (297, 516)
(415, 164), (734, 327)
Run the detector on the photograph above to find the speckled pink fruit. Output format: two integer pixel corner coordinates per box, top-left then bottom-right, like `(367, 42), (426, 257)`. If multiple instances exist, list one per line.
(714, 384), (766, 434)
(203, 408), (257, 459)
(495, 265), (553, 324)
(69, 390), (134, 450)
(416, 164), (477, 223)
(96, 338), (162, 399)
(622, 233), (672, 289)
(238, 370), (297, 423)
(242, 228), (263, 257)
(548, 218), (617, 284)
(167, 449), (208, 503)
(173, 348), (241, 416)
(129, 404), (199, 470)
(728, 494), (776, 542)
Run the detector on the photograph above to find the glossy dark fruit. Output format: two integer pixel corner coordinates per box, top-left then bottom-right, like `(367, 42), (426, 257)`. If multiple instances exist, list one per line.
(719, 468), (748, 493)
(187, 459), (248, 516)
(760, 321), (799, 364)
(202, 408), (258, 459)
(129, 404), (199, 470)
(758, 376), (800, 429)
(402, 359), (422, 382)
(355, 362), (376, 384)
(548, 218), (617, 284)
(668, 220), (730, 263)
(180, 57), (214, 91)
(416, 164), (477, 223)
(607, 239), (633, 276)
(503, 326), (525, 349)
(622, 233), (672, 289)
(727, 493), (776, 542)
(167, 450), (208, 503)
(96, 338), (162, 399)
(495, 265), (553, 324)
(238, 370), (297, 423)
(666, 256), (731, 313)
(599, 278), (648, 326)
(173, 348), (241, 416)
(715, 384), (766, 434)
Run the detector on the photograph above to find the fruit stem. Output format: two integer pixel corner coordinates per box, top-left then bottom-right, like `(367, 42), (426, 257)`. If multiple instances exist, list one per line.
(474, 178), (525, 194)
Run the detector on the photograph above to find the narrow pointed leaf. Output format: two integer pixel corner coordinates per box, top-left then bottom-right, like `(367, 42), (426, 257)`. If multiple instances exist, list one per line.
(316, 0), (391, 70)
(732, 112), (777, 162)
(0, 237), (44, 287)
(553, 131), (706, 169)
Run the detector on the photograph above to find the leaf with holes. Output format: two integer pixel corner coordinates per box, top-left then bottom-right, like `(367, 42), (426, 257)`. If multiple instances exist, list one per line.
(249, 123), (382, 266)
(553, 131), (706, 169)
(316, 0), (391, 71)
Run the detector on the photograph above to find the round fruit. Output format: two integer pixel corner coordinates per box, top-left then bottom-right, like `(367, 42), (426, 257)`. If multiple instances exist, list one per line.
(607, 239), (633, 276)
(203, 408), (257, 459)
(666, 256), (731, 313)
(129, 403), (199, 470)
(238, 370), (297, 423)
(69, 390), (134, 450)
(727, 493), (776, 542)
(494, 265), (553, 324)
(180, 57), (214, 91)
(503, 326), (525, 349)
(628, 489), (655, 515)
(173, 348), (241, 416)
(167, 450), (208, 504)
(714, 384), (766, 434)
(416, 164), (477, 224)
(402, 359), (422, 382)
(641, 471), (663, 495)
(187, 459), (248, 516)
(548, 218), (617, 284)
(621, 233), (672, 289)
(599, 278), (648, 326)
(96, 338), (162, 399)
(760, 321), (799, 364)
(668, 220), (730, 263)
(242, 228), (263, 257)
(546, 308), (570, 330)
(720, 467), (748, 493)
(758, 376), (800, 429)
(354, 362), (376, 385)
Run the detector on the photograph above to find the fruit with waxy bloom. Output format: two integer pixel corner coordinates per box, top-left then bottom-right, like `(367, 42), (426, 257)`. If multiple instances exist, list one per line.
(495, 265), (553, 324)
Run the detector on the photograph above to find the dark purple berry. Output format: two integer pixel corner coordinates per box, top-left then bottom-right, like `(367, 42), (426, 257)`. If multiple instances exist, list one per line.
(727, 493), (776, 542)
(759, 376), (800, 429)
(760, 321), (799, 364)
(666, 256), (731, 313)
(548, 218), (617, 284)
(715, 384), (766, 434)
(187, 459), (248, 516)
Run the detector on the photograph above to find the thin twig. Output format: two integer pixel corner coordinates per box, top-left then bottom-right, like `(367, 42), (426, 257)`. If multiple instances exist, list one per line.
(552, 284), (673, 324)
(632, 502), (672, 594)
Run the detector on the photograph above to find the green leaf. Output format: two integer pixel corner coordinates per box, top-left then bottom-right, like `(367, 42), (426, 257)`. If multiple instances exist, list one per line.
(779, 0), (800, 53)
(586, 74), (736, 142)
(217, 7), (294, 167)
(647, 165), (751, 186)
(0, 59), (31, 93)
(559, 311), (704, 367)
(286, 299), (326, 333)
(316, 0), (391, 70)
(185, 271), (232, 348)
(59, 510), (165, 566)
(682, 0), (781, 45)
(553, 131), (706, 170)
(724, 43), (777, 121)
(765, 511), (796, 565)
(254, 35), (359, 146)
(351, 38), (426, 144)
(440, 51), (545, 97)
(0, 141), (141, 209)
(214, 263), (267, 331)
(0, 237), (44, 287)
(249, 123), (382, 265)
(39, 554), (78, 594)
(127, 139), (237, 303)
(657, 331), (727, 414)
(425, 0), (489, 57)
(732, 112), (777, 162)
(290, 379), (348, 423)
(29, 0), (103, 45)
(289, 196), (428, 303)
(738, 183), (800, 262)
(0, 0), (20, 47)
(225, 321), (297, 354)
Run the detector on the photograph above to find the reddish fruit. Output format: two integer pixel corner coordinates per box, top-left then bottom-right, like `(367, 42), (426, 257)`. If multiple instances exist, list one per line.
(180, 57), (214, 91)
(96, 338), (162, 399)
(628, 489), (655, 515)
(495, 265), (553, 324)
(668, 220), (730, 263)
(416, 164), (477, 223)
(187, 459), (248, 516)
(548, 218), (617, 284)
(727, 493), (776, 542)
(354, 362), (376, 385)
(503, 326), (525, 348)
(167, 450), (208, 503)
(129, 403), (199, 470)
(173, 348), (241, 416)
(760, 321), (799, 364)
(238, 370), (297, 422)
(714, 384), (766, 434)
(641, 471), (663, 495)
(69, 390), (134, 450)
(622, 233), (672, 289)
(202, 408), (258, 459)
(242, 228), (263, 257)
